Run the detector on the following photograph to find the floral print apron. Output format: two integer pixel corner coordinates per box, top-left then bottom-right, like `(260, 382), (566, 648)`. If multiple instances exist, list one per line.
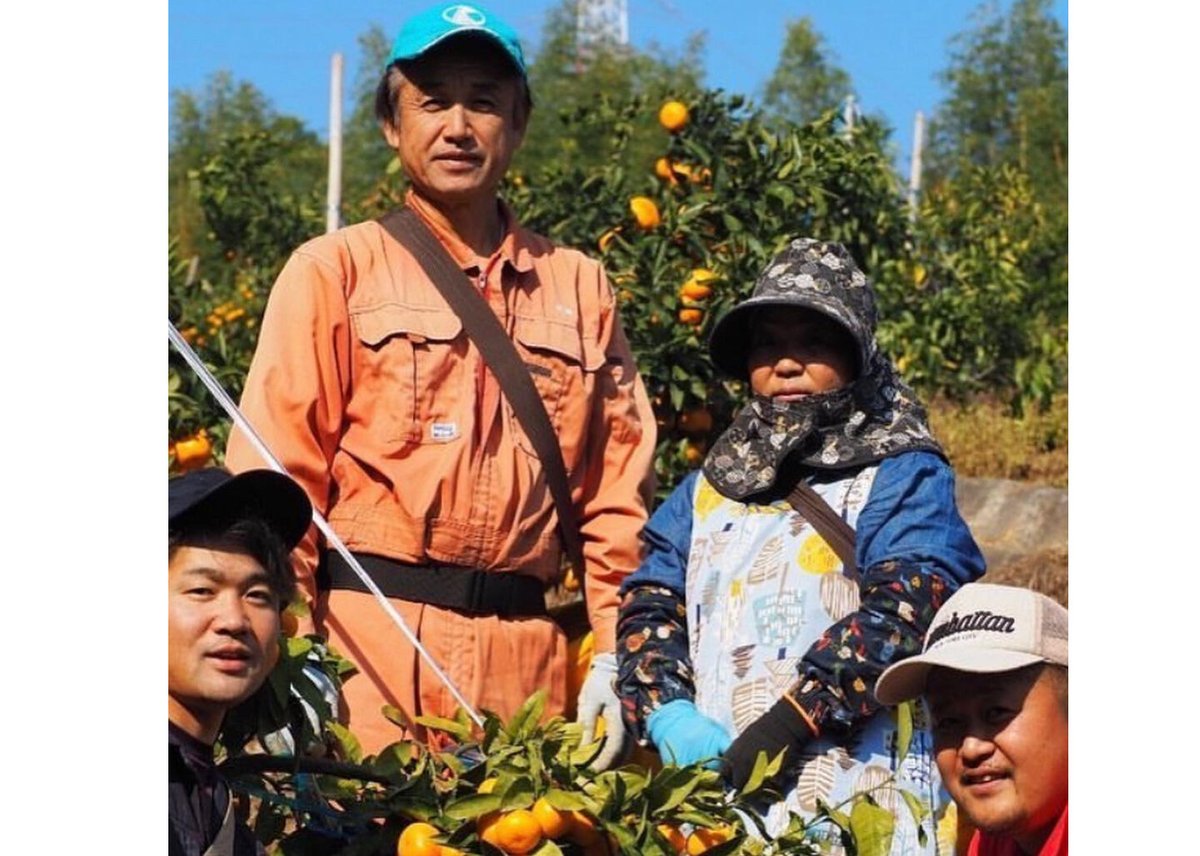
(684, 473), (949, 854)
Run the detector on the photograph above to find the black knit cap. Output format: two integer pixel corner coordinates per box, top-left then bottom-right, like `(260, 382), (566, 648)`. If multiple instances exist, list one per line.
(708, 238), (877, 381)
(168, 468), (312, 551)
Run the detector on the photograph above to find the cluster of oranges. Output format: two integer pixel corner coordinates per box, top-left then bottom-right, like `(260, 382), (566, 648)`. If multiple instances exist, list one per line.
(677, 268), (718, 328)
(654, 158), (713, 190)
(605, 101), (721, 336)
(206, 299), (248, 330)
(178, 288), (258, 348)
(397, 808), (733, 855)
(654, 821), (736, 854)
(474, 796), (606, 855)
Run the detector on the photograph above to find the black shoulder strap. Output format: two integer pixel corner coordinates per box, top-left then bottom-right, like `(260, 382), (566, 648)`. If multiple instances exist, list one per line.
(376, 207), (585, 574)
(786, 479), (859, 581)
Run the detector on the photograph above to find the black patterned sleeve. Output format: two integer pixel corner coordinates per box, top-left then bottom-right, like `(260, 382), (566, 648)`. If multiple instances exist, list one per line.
(790, 453), (986, 737)
(790, 560), (953, 737)
(615, 583), (696, 745)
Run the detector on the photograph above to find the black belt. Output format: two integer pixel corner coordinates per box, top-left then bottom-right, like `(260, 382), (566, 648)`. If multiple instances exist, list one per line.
(319, 551), (549, 618)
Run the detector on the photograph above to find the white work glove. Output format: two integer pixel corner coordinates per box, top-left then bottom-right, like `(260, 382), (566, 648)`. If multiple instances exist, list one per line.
(576, 652), (626, 771)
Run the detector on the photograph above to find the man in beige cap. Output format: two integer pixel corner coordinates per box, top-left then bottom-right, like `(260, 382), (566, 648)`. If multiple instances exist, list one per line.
(875, 583), (1068, 856)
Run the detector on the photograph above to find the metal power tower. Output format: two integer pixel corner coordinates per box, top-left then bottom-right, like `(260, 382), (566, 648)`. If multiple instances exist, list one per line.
(575, 0), (629, 70)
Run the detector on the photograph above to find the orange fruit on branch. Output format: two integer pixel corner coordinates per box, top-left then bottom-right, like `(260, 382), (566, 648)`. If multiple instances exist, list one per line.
(678, 307), (704, 326)
(478, 812), (503, 847)
(397, 822), (443, 856)
(532, 798), (571, 839)
(565, 810), (601, 847)
(629, 196), (661, 230)
(659, 100), (689, 133)
(598, 227), (621, 252)
(657, 822), (688, 853)
(680, 268), (718, 301)
(685, 824), (735, 855)
(174, 430), (212, 472)
(490, 810), (543, 854)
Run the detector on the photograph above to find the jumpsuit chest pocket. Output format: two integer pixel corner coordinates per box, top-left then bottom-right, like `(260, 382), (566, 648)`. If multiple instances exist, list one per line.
(510, 314), (605, 469)
(350, 302), (468, 445)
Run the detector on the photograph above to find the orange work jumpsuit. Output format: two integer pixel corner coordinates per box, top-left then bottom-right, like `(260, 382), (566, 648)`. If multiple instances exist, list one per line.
(226, 193), (656, 753)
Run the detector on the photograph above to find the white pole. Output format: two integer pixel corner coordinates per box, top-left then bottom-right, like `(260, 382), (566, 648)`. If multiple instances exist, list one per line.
(167, 320), (485, 727)
(909, 110), (925, 219)
(325, 53), (344, 234)
(843, 94), (856, 137)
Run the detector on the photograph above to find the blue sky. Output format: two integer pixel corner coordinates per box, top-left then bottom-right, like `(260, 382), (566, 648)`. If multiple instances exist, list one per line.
(168, 0), (1068, 176)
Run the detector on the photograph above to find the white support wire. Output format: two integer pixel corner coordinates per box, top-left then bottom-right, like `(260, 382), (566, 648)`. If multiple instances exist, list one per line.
(168, 319), (484, 728)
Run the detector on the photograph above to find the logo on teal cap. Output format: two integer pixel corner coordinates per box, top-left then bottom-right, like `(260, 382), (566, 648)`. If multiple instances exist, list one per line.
(386, 2), (527, 77)
(443, 5), (487, 27)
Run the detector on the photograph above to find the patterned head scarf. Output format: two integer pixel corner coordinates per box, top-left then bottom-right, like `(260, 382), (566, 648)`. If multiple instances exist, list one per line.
(703, 238), (942, 500)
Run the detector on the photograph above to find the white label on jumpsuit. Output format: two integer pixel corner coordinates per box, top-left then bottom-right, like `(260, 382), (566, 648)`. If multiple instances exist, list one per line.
(430, 422), (459, 441)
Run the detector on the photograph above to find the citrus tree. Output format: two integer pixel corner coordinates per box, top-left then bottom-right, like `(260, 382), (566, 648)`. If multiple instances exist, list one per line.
(168, 86), (1065, 487)
(221, 689), (930, 856)
(873, 163), (1067, 410)
(168, 129), (325, 472)
(503, 90), (911, 495)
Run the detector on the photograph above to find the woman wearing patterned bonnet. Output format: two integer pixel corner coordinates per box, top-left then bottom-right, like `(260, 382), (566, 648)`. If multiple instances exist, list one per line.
(614, 238), (986, 852)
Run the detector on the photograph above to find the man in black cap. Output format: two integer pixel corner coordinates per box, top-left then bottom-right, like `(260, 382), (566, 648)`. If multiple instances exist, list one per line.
(168, 467), (311, 856)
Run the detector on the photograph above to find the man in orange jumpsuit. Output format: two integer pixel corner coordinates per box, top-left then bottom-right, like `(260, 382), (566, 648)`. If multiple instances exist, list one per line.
(225, 2), (656, 764)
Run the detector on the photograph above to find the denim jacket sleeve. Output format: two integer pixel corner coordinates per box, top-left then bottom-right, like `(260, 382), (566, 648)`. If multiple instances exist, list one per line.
(790, 450), (987, 737)
(614, 471), (698, 743)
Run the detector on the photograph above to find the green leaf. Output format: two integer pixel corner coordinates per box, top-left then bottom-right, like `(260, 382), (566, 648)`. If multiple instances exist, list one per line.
(370, 741), (414, 778)
(382, 704), (415, 730)
(500, 776), (537, 810)
(699, 835), (746, 856)
(326, 720), (362, 764)
(816, 798), (852, 834)
(443, 792), (503, 821)
(569, 738), (604, 768)
(530, 839), (564, 856)
(284, 636), (314, 658)
(739, 747), (785, 796)
(899, 788), (930, 828)
(895, 700), (914, 765)
(414, 715), (473, 743)
(646, 772), (703, 814)
(849, 799), (895, 856)
(543, 788), (591, 811)
(505, 690), (547, 738)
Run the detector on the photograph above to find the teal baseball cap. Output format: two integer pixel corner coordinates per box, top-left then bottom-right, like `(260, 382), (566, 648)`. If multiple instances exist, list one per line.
(386, 3), (527, 77)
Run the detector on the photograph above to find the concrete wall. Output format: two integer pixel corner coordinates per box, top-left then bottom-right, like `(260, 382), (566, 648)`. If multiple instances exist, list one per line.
(955, 476), (1067, 570)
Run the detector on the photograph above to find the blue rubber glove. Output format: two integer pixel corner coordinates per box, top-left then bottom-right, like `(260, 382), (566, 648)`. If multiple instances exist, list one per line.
(646, 699), (733, 768)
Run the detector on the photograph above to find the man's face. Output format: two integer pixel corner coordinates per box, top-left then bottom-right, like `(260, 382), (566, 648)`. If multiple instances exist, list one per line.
(168, 545), (281, 739)
(383, 41), (527, 208)
(927, 665), (1068, 851)
(747, 307), (857, 400)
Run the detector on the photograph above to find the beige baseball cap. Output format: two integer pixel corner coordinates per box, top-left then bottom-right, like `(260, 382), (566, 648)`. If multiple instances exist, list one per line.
(874, 582), (1068, 706)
